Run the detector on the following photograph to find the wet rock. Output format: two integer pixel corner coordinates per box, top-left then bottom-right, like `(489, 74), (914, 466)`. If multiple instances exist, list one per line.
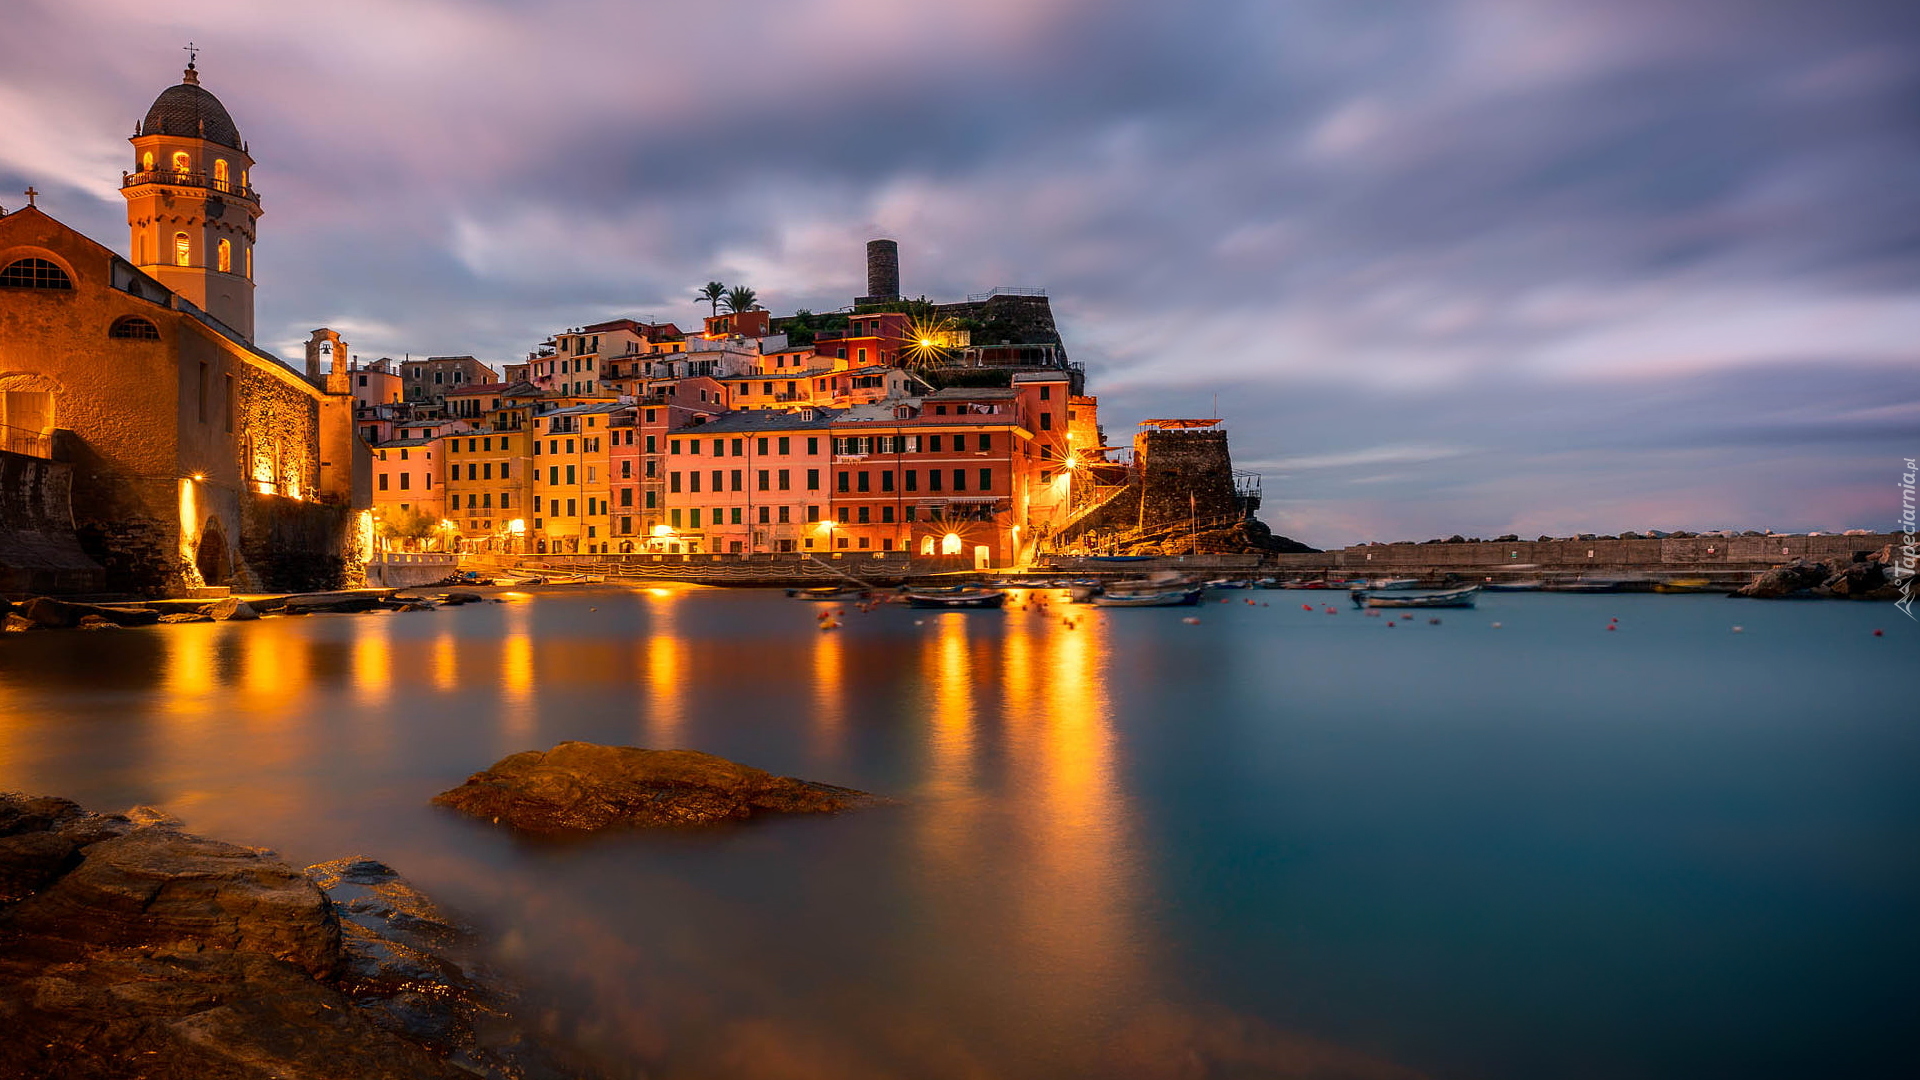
(0, 793), (599, 1080)
(280, 592), (388, 614)
(3, 613), (35, 632)
(440, 592), (485, 606)
(158, 611), (214, 624)
(76, 614), (120, 630)
(434, 741), (884, 833)
(1734, 558), (1830, 598)
(18, 597), (160, 628)
(203, 596), (260, 621)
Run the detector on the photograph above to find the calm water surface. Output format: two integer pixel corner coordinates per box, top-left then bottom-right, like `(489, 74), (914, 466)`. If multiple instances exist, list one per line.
(0, 587), (1913, 1079)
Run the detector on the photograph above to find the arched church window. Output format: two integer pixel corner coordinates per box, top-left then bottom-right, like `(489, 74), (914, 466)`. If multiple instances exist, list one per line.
(0, 258), (73, 290)
(141, 151), (155, 173)
(217, 239), (232, 273)
(214, 159), (230, 191)
(174, 233), (191, 267)
(171, 151), (190, 174)
(109, 316), (161, 340)
(240, 169), (249, 190)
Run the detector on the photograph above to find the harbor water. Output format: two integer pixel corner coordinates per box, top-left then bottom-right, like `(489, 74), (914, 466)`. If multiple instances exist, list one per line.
(0, 587), (1912, 1079)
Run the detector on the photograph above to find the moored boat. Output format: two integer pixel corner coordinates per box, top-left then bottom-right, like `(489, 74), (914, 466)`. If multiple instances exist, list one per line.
(1352, 585), (1480, 608)
(1653, 578), (1714, 593)
(1205, 578), (1253, 590)
(1482, 579), (1544, 591)
(787, 586), (869, 601)
(1091, 587), (1205, 608)
(905, 589), (1007, 609)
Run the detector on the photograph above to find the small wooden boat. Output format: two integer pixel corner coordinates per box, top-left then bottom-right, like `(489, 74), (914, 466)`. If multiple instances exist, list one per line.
(1362, 578), (1421, 590)
(1091, 587), (1204, 608)
(543, 573), (603, 584)
(1205, 578), (1253, 589)
(1653, 578), (1714, 593)
(1544, 579), (1628, 593)
(1352, 585), (1480, 609)
(905, 589), (1007, 609)
(787, 586), (869, 601)
(1482, 579), (1544, 591)
(490, 574), (546, 586)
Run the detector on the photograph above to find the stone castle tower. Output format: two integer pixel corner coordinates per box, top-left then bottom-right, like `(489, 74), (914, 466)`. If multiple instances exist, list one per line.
(122, 60), (260, 341)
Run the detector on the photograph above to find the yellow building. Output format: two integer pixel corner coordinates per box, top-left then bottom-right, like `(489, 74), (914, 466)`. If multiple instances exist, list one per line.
(443, 429), (532, 550)
(531, 403), (621, 554)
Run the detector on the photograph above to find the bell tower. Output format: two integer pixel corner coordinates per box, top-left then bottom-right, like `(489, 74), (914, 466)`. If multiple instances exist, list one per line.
(123, 53), (261, 341)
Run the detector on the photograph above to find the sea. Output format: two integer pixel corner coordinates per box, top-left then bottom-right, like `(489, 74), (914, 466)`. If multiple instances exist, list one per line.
(0, 585), (1912, 1079)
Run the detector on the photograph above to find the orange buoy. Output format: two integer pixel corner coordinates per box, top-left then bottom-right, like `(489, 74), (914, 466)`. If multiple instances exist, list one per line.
(1182, 616), (1201, 625)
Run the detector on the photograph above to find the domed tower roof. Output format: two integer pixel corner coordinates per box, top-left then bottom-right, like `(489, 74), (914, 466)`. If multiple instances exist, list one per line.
(139, 66), (243, 150)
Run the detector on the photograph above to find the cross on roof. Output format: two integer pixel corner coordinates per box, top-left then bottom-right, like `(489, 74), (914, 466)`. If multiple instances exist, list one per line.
(183, 41), (198, 67)
(23, 187), (37, 207)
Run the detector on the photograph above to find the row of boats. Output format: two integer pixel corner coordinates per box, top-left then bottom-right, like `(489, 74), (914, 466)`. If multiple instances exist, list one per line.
(438, 570), (606, 587)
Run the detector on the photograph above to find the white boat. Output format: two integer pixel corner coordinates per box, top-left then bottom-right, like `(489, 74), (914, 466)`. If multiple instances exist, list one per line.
(1362, 578), (1421, 590)
(1351, 585), (1480, 608)
(1092, 587), (1204, 608)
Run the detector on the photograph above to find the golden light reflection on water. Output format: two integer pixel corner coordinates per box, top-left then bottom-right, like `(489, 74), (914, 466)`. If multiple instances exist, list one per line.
(352, 612), (392, 706)
(809, 625), (846, 766)
(641, 589), (686, 749)
(432, 627), (459, 692)
(500, 602), (536, 748)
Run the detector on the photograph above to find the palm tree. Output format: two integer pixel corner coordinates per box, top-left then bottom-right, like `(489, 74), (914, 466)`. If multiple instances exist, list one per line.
(696, 281), (726, 316)
(723, 285), (760, 314)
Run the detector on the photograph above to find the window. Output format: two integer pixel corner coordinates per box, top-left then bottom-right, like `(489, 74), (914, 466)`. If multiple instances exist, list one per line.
(857, 472), (870, 492)
(807, 437), (818, 455)
(837, 507), (850, 523)
(501, 463), (511, 479)
(857, 507), (870, 524)
(690, 508), (701, 529)
(778, 505), (790, 523)
(953, 434), (967, 452)
(0, 258), (72, 290)
(953, 470), (966, 491)
(108, 316), (160, 339)
(778, 436), (790, 455)
(214, 159), (230, 190)
(807, 469), (820, 491)
(141, 151), (154, 172)
(807, 505), (820, 522)
(174, 233), (191, 267)
(400, 473), (411, 491)
(670, 472), (681, 492)
(928, 435), (942, 452)
(712, 439), (724, 456)
(979, 468), (992, 490)
(929, 470), (943, 492)
(690, 472), (701, 493)
(905, 470), (918, 491)
(216, 239), (231, 273)
(567, 499), (577, 516)
(881, 471), (894, 492)
(378, 474), (389, 491)
(837, 472), (849, 493)
(566, 465), (576, 484)
(730, 507), (742, 524)
(1039, 413), (1052, 430)
(758, 470), (770, 491)
(732, 439), (743, 456)
(171, 151), (190, 174)
(979, 433), (992, 451)
(778, 469), (791, 491)
(731, 470), (743, 491)
(1039, 385), (1051, 400)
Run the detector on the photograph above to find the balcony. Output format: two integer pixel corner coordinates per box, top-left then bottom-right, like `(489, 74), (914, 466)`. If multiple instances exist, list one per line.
(121, 169), (260, 202)
(0, 424), (53, 459)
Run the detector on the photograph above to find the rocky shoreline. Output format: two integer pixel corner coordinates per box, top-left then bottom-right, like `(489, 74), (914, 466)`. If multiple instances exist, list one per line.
(0, 793), (598, 1080)
(1, 590), (495, 632)
(1733, 544), (1909, 600)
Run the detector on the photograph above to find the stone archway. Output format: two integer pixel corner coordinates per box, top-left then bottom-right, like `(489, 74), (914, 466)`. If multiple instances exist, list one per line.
(195, 518), (233, 586)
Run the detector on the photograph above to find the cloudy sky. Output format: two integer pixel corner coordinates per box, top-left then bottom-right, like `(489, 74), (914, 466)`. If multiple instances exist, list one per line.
(5, 0), (1915, 547)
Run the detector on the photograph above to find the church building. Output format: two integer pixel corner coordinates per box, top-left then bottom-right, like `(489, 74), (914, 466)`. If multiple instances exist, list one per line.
(0, 60), (369, 597)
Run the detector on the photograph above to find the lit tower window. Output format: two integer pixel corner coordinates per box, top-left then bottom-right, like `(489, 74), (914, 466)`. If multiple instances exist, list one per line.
(214, 159), (229, 190)
(217, 238), (231, 272)
(174, 233), (191, 266)
(171, 151), (190, 174)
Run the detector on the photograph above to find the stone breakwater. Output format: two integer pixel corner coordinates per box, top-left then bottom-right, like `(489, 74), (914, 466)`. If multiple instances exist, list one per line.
(0, 793), (597, 1080)
(1, 590), (491, 632)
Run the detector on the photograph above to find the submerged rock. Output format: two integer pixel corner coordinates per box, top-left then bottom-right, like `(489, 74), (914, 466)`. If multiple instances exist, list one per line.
(0, 793), (599, 1080)
(433, 741), (882, 833)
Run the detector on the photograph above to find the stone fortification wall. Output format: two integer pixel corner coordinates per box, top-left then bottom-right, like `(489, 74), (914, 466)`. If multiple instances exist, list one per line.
(241, 492), (358, 593)
(0, 449), (105, 595)
(1133, 429), (1240, 530)
(1276, 534), (1904, 573)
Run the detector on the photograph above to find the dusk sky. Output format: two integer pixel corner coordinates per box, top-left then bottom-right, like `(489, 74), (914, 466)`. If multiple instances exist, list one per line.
(4, 0), (1915, 548)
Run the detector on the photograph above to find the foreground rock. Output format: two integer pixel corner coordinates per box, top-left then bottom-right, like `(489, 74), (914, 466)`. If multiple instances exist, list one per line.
(0, 793), (597, 1080)
(434, 742), (883, 833)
